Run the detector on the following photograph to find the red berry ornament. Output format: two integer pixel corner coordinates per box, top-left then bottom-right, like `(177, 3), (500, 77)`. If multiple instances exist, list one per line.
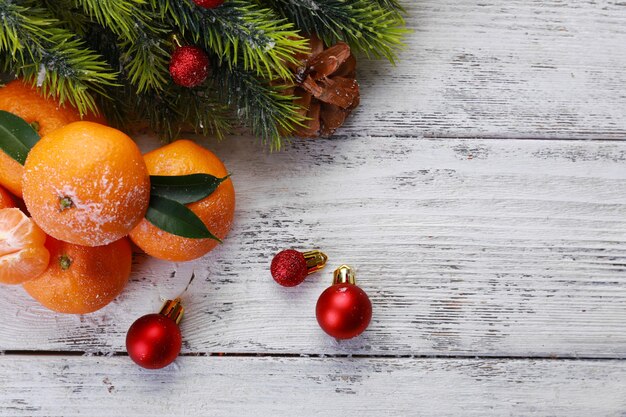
(193, 0), (225, 8)
(126, 299), (184, 369)
(316, 265), (372, 339)
(271, 249), (328, 287)
(169, 46), (210, 88)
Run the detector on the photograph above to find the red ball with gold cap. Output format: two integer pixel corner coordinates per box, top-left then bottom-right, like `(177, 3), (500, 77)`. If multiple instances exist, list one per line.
(316, 265), (372, 339)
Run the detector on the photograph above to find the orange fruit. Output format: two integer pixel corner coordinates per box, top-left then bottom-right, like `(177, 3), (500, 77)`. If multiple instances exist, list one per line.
(129, 140), (235, 261)
(0, 185), (15, 208)
(23, 237), (132, 314)
(0, 208), (50, 285)
(0, 153), (23, 199)
(22, 121), (150, 247)
(0, 79), (106, 198)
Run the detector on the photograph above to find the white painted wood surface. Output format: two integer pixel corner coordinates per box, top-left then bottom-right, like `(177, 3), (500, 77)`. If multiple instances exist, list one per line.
(347, 0), (626, 140)
(3, 356), (626, 416)
(1, 136), (625, 358)
(2, 1), (626, 415)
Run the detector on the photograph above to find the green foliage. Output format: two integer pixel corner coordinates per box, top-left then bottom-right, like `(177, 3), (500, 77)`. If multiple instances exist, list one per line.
(0, 110), (40, 165)
(0, 0), (117, 114)
(0, 0), (407, 147)
(211, 61), (305, 150)
(150, 173), (230, 204)
(76, 0), (171, 92)
(41, 0), (90, 36)
(260, 0), (408, 63)
(89, 69), (232, 142)
(146, 195), (221, 240)
(74, 0), (145, 38)
(145, 173), (227, 240)
(157, 0), (308, 80)
(375, 0), (406, 15)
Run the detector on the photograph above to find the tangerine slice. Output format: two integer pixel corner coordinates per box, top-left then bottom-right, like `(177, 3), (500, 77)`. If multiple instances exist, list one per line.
(0, 208), (50, 284)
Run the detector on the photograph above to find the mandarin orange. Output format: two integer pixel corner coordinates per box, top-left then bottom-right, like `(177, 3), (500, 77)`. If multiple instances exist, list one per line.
(22, 122), (150, 246)
(0, 79), (106, 197)
(129, 140), (235, 262)
(0, 185), (15, 208)
(0, 208), (50, 284)
(23, 237), (132, 314)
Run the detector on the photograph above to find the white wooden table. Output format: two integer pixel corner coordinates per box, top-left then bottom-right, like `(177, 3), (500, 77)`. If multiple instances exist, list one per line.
(2, 1), (626, 415)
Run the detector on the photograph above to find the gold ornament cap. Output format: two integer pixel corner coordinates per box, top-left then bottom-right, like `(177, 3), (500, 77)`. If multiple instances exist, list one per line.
(303, 250), (328, 275)
(159, 298), (184, 325)
(333, 265), (357, 285)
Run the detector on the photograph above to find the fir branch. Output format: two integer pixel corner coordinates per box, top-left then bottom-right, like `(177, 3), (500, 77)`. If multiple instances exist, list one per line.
(101, 84), (232, 142)
(375, 0), (405, 15)
(72, 0), (145, 39)
(0, 0), (117, 114)
(133, 85), (232, 142)
(41, 0), (90, 36)
(155, 0), (308, 80)
(260, 0), (408, 62)
(74, 0), (170, 92)
(83, 25), (215, 140)
(211, 60), (305, 149)
(120, 21), (170, 93)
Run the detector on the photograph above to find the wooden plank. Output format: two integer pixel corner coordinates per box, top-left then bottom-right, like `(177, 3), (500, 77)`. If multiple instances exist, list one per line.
(0, 136), (625, 357)
(345, 0), (626, 139)
(2, 356), (626, 416)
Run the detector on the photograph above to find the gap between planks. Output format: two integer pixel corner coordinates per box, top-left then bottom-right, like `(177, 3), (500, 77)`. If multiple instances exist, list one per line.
(342, 135), (626, 142)
(3, 351), (626, 362)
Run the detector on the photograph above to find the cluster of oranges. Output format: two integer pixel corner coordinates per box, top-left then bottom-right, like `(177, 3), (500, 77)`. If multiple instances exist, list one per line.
(0, 80), (235, 314)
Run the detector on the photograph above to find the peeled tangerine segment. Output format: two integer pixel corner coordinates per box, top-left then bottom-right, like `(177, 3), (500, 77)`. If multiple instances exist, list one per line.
(0, 208), (50, 284)
(0, 247), (50, 285)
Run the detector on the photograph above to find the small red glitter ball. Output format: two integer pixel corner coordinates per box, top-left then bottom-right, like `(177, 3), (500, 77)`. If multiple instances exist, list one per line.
(271, 249), (309, 287)
(316, 284), (372, 339)
(193, 0), (225, 8)
(126, 314), (182, 369)
(169, 46), (210, 88)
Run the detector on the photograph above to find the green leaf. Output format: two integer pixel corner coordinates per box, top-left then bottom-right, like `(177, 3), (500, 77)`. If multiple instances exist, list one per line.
(0, 110), (40, 165)
(145, 195), (222, 241)
(150, 173), (230, 204)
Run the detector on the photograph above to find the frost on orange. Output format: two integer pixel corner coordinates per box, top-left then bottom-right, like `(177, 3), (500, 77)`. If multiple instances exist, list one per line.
(0, 208), (50, 285)
(23, 121), (150, 247)
(23, 236), (132, 314)
(129, 140), (236, 262)
(0, 80), (106, 198)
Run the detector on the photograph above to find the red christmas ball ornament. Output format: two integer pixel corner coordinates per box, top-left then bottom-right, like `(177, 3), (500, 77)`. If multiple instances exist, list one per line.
(316, 265), (372, 339)
(271, 249), (328, 287)
(193, 0), (225, 8)
(169, 45), (210, 88)
(126, 298), (184, 369)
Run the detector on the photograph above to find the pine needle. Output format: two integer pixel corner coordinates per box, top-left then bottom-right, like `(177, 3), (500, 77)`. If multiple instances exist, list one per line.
(156, 0), (308, 80)
(261, 0), (409, 63)
(211, 61), (305, 150)
(75, 0), (170, 92)
(0, 0), (117, 115)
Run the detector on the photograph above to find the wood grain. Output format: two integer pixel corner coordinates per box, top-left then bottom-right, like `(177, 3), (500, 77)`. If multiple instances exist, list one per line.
(2, 356), (626, 416)
(346, 0), (626, 139)
(1, 136), (624, 357)
(2, 1), (626, 413)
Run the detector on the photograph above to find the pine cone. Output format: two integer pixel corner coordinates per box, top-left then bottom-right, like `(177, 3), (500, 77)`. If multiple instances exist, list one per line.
(289, 35), (360, 138)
